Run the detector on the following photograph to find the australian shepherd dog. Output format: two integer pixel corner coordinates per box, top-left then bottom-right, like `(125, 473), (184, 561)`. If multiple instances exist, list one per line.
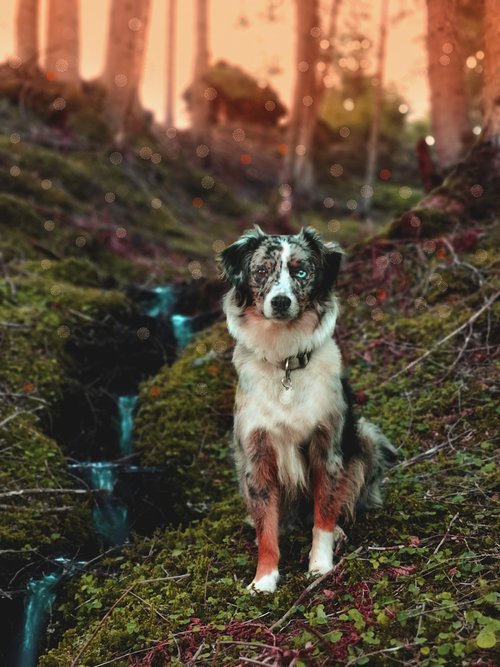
(220, 226), (396, 593)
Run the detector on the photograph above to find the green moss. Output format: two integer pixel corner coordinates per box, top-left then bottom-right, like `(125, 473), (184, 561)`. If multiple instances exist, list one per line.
(0, 415), (93, 582)
(0, 192), (43, 229)
(134, 322), (236, 519)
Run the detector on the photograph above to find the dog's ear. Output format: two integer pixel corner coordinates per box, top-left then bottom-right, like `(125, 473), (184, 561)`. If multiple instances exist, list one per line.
(299, 227), (343, 296)
(218, 226), (266, 301)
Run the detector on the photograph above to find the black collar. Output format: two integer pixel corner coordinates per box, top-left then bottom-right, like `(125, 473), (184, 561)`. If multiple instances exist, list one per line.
(278, 350), (312, 371)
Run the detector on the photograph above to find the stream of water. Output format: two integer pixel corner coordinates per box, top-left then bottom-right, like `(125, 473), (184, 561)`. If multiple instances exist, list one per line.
(12, 285), (194, 666)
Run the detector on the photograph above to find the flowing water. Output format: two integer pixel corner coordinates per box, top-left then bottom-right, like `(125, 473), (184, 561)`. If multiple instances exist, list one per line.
(146, 285), (176, 317)
(117, 395), (139, 457)
(146, 285), (192, 351)
(69, 461), (129, 546)
(171, 313), (192, 350)
(15, 572), (61, 667)
(12, 284), (199, 665)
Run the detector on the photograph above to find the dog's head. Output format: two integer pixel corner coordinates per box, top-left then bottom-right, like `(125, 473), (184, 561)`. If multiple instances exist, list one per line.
(219, 226), (342, 321)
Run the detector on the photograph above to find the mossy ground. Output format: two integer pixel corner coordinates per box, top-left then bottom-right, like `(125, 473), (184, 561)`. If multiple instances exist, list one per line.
(0, 79), (250, 593)
(39, 232), (499, 666)
(1, 67), (498, 667)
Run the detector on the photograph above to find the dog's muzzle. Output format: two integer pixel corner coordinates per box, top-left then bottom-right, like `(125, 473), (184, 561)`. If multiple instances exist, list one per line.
(270, 295), (292, 319)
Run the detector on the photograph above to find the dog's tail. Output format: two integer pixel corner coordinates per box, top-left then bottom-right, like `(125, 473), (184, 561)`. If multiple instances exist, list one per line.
(357, 418), (398, 511)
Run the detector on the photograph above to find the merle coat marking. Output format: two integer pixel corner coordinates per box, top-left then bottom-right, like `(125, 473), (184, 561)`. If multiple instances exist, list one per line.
(220, 226), (396, 593)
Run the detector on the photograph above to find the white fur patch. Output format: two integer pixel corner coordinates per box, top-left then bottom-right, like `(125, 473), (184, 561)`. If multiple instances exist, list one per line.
(262, 242), (300, 320)
(247, 569), (280, 593)
(233, 339), (344, 493)
(224, 290), (339, 365)
(308, 526), (346, 574)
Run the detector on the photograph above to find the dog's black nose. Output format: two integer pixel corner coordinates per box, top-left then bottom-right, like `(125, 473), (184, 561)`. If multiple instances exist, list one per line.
(271, 295), (291, 312)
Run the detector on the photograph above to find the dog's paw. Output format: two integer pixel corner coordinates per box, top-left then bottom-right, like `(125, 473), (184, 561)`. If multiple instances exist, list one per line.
(308, 526), (347, 576)
(247, 569), (280, 593)
(308, 559), (334, 576)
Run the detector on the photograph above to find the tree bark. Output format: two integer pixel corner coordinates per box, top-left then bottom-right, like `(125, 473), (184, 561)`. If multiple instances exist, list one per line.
(284, 0), (321, 199)
(45, 0), (80, 84)
(15, 0), (40, 70)
(483, 0), (500, 142)
(426, 0), (470, 170)
(363, 0), (389, 219)
(390, 0), (500, 239)
(191, 0), (211, 145)
(101, 0), (152, 142)
(165, 0), (177, 128)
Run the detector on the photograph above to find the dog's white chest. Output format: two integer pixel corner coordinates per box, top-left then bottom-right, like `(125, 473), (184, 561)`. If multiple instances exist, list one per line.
(234, 340), (343, 444)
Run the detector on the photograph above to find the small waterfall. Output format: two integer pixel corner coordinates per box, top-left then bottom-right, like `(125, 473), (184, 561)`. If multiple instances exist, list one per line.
(144, 284), (192, 351)
(171, 314), (192, 350)
(146, 285), (176, 317)
(69, 462), (128, 546)
(16, 572), (61, 667)
(117, 395), (138, 457)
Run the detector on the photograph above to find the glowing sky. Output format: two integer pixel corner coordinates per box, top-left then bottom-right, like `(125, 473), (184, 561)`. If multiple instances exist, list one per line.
(1, 0), (429, 127)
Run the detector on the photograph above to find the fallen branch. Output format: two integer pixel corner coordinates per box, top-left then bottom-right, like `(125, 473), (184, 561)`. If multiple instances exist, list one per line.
(384, 291), (499, 383)
(432, 511), (460, 556)
(0, 488), (90, 499)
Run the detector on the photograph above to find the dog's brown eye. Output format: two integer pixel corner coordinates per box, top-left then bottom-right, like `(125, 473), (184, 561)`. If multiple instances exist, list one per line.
(256, 267), (268, 277)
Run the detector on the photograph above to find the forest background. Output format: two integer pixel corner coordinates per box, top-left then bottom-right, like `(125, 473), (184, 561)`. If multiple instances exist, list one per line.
(0, 1), (498, 666)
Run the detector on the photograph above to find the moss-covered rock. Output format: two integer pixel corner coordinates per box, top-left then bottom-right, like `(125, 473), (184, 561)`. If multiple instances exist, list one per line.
(134, 322), (236, 520)
(0, 415), (93, 582)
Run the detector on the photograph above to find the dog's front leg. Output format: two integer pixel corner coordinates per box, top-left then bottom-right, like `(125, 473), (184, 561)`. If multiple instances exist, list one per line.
(243, 429), (280, 593)
(309, 429), (351, 575)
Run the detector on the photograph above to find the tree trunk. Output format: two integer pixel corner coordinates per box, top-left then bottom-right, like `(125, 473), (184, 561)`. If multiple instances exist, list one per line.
(390, 0), (500, 239)
(483, 0), (500, 143)
(284, 0), (321, 199)
(363, 0), (389, 220)
(45, 0), (79, 84)
(191, 0), (211, 145)
(15, 0), (40, 70)
(165, 0), (176, 128)
(426, 0), (470, 171)
(101, 0), (151, 143)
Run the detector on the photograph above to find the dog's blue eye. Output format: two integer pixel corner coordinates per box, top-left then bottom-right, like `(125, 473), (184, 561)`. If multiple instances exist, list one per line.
(295, 269), (308, 280)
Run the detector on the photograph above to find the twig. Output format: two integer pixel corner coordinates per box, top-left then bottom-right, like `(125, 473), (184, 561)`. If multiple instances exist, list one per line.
(186, 641), (206, 666)
(432, 512), (460, 556)
(0, 488), (90, 499)
(71, 587), (135, 667)
(0, 504), (77, 512)
(345, 643), (415, 666)
(270, 547), (362, 631)
(384, 291), (499, 383)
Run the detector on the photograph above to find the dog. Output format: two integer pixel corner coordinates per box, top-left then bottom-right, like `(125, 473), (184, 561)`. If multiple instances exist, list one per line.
(220, 226), (396, 593)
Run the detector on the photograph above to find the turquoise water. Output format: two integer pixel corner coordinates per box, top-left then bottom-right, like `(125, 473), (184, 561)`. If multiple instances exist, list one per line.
(117, 395), (138, 457)
(16, 572), (61, 667)
(171, 313), (192, 350)
(146, 285), (176, 317)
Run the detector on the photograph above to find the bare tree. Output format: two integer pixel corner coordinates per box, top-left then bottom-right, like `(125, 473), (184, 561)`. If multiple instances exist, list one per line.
(483, 0), (500, 142)
(15, 0), (40, 70)
(363, 0), (389, 219)
(426, 0), (470, 170)
(165, 0), (177, 128)
(45, 0), (80, 84)
(284, 0), (321, 199)
(101, 0), (152, 142)
(191, 0), (211, 144)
